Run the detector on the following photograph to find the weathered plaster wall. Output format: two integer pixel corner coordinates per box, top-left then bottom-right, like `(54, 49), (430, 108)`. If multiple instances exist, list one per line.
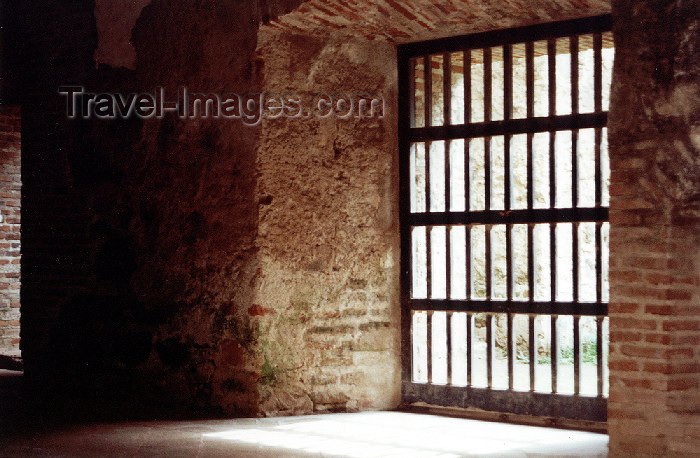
(19, 0), (300, 417)
(607, 0), (700, 454)
(253, 30), (400, 414)
(20, 0), (398, 418)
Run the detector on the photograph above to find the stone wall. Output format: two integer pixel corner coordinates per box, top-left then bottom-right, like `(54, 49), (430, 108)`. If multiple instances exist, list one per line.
(0, 106), (20, 356)
(607, 0), (700, 454)
(253, 30), (400, 414)
(18, 0), (399, 418)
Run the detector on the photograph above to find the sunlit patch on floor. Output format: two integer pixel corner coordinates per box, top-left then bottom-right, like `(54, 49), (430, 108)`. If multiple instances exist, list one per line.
(204, 411), (608, 457)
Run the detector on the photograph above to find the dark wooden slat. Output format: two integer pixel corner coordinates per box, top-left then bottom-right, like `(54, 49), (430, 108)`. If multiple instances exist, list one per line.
(596, 316), (604, 396)
(529, 315), (536, 391)
(485, 226), (492, 300)
(551, 314), (558, 393)
(408, 207), (608, 226)
(466, 225), (472, 300)
(487, 313), (493, 389)
(594, 33), (603, 113)
(528, 224), (535, 302)
(466, 312), (473, 387)
(443, 52), (451, 126)
(573, 223), (580, 305)
(409, 298), (608, 316)
(398, 51), (413, 384)
(550, 226), (557, 394)
(427, 310), (433, 384)
(596, 222), (603, 304)
(548, 39), (556, 117)
(507, 312), (514, 390)
(595, 128), (602, 208)
(484, 47), (492, 124)
(427, 226), (433, 299)
(526, 41), (535, 118)
(397, 14), (612, 58)
(408, 112), (608, 142)
(410, 58), (417, 128)
(574, 315), (581, 395)
(506, 225), (513, 300)
(504, 44), (513, 122)
(402, 381), (608, 422)
(424, 55), (432, 128)
(464, 50), (472, 124)
(446, 311), (453, 385)
(571, 35), (579, 115)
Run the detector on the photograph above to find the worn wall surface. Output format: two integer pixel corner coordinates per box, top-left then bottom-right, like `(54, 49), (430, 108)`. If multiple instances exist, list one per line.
(19, 0), (399, 418)
(607, 0), (700, 455)
(19, 0), (301, 416)
(253, 30), (400, 415)
(0, 106), (20, 357)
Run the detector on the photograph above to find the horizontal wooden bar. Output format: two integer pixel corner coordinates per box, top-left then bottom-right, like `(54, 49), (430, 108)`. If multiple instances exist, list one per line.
(402, 381), (607, 422)
(409, 112), (607, 142)
(397, 14), (612, 58)
(408, 207), (608, 226)
(410, 298), (608, 316)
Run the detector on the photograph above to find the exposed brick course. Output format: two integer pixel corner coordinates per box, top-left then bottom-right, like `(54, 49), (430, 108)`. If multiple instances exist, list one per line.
(0, 106), (20, 356)
(607, 0), (700, 454)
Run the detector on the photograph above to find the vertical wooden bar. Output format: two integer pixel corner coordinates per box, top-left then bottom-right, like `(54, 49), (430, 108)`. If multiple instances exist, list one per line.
(529, 315), (536, 391)
(548, 35), (557, 391)
(594, 33), (603, 113)
(595, 126), (602, 208)
(484, 47), (492, 123)
(446, 311), (453, 385)
(424, 55), (432, 128)
(466, 225), (472, 301)
(525, 41), (536, 394)
(409, 58), (417, 128)
(464, 51), (471, 219)
(547, 39), (556, 117)
(550, 227), (557, 394)
(487, 313), (493, 389)
(571, 36), (581, 396)
(398, 52), (413, 385)
(596, 315), (604, 396)
(504, 44), (513, 121)
(526, 41), (535, 119)
(484, 35), (493, 389)
(508, 311), (514, 390)
(548, 36), (558, 396)
(504, 44), (514, 391)
(466, 312), (472, 387)
(443, 52), (451, 126)
(464, 50), (472, 124)
(486, 238), (493, 387)
(551, 314), (558, 393)
(573, 224), (580, 303)
(526, 41), (535, 211)
(574, 315), (581, 395)
(596, 222), (603, 304)
(571, 35), (579, 115)
(427, 310), (433, 384)
(484, 48), (492, 212)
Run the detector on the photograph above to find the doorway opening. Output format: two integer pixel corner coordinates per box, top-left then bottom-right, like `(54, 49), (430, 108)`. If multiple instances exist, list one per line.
(398, 15), (614, 422)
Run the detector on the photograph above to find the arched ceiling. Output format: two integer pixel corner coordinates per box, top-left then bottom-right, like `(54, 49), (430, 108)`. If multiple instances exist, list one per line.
(264, 0), (611, 42)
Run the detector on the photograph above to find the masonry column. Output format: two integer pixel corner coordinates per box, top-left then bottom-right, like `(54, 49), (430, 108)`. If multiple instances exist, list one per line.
(0, 106), (21, 359)
(607, 0), (700, 454)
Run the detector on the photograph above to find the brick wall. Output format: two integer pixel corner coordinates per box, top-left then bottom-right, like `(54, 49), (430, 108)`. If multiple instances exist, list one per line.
(0, 106), (21, 356)
(607, 0), (700, 455)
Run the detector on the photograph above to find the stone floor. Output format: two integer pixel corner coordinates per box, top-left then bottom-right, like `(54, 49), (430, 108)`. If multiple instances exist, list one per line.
(0, 370), (608, 457)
